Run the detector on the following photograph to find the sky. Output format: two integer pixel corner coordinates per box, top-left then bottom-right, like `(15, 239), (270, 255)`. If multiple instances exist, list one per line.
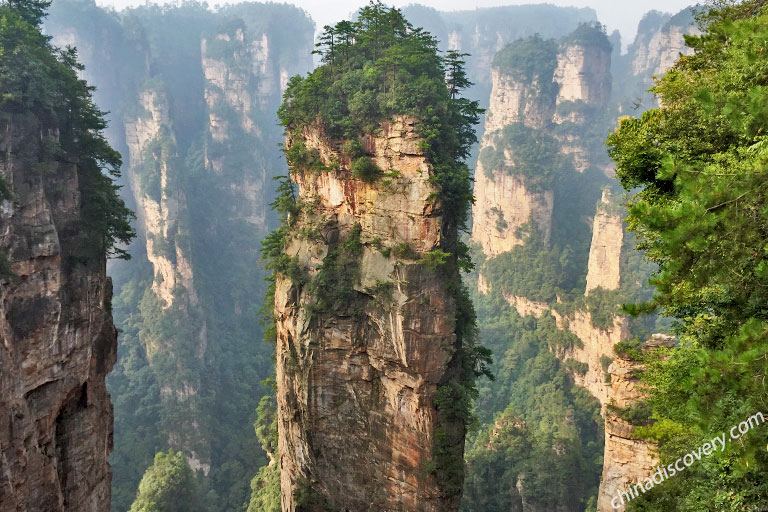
(93, 0), (696, 50)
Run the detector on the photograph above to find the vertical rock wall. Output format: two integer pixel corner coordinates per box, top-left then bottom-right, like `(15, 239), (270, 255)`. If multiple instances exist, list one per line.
(597, 335), (675, 511)
(585, 188), (623, 294)
(0, 114), (116, 511)
(275, 117), (462, 512)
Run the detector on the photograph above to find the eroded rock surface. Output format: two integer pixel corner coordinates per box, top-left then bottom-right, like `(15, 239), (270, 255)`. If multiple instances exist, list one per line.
(0, 114), (116, 511)
(275, 116), (463, 511)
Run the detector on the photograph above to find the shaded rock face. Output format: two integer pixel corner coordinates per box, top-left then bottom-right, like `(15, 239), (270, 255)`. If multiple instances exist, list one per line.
(472, 36), (611, 256)
(0, 114), (116, 511)
(631, 22), (698, 80)
(554, 42), (611, 123)
(275, 117), (462, 512)
(472, 169), (553, 256)
(555, 44), (611, 106)
(615, 9), (701, 110)
(123, 86), (211, 473)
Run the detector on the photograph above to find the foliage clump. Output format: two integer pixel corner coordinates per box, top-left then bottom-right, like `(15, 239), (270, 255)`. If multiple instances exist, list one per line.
(561, 21), (612, 53)
(129, 450), (205, 512)
(479, 124), (563, 187)
(492, 34), (558, 87)
(350, 155), (381, 182)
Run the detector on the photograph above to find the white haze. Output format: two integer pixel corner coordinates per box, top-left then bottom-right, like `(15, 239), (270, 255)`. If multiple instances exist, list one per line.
(93, 0), (696, 51)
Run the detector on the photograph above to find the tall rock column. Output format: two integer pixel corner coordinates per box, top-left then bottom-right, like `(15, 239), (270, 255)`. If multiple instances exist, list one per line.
(586, 188), (623, 294)
(274, 117), (462, 511)
(0, 115), (117, 510)
(597, 335), (675, 511)
(471, 37), (559, 256)
(123, 87), (211, 474)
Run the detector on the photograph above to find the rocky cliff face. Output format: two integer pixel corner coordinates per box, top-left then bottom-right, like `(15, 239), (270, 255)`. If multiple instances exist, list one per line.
(585, 188), (623, 294)
(0, 114), (116, 511)
(400, 4), (598, 95)
(597, 335), (674, 511)
(614, 9), (700, 111)
(123, 86), (211, 473)
(45, 3), (315, 508)
(554, 41), (611, 122)
(472, 169), (553, 256)
(275, 117), (462, 511)
(485, 68), (557, 132)
(555, 44), (610, 105)
(472, 32), (610, 256)
(470, 18), (687, 511)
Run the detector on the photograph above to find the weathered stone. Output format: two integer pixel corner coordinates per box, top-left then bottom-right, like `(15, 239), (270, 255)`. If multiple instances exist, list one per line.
(585, 188), (623, 294)
(276, 116), (463, 511)
(0, 114), (116, 512)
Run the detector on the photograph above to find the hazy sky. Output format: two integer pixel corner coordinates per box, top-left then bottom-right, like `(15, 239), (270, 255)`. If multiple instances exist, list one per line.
(93, 0), (696, 50)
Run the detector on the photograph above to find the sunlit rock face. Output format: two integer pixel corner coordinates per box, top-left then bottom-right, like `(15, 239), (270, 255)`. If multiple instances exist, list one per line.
(275, 117), (463, 512)
(597, 335), (675, 512)
(0, 113), (117, 512)
(586, 188), (623, 295)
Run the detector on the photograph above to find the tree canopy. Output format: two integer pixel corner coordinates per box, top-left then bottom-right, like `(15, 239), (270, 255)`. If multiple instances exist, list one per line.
(129, 450), (205, 512)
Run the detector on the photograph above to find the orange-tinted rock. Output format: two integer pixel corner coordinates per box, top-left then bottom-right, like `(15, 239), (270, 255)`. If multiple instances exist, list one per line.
(275, 116), (463, 511)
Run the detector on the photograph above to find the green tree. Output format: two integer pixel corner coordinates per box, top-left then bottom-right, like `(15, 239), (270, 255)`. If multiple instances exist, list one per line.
(2, 0), (51, 26)
(607, 1), (768, 509)
(129, 451), (206, 512)
(0, 2), (135, 259)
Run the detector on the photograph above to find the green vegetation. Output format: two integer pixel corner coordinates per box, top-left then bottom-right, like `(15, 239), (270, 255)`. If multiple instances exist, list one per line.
(305, 222), (364, 319)
(420, 249), (450, 270)
(480, 232), (566, 302)
(606, 402), (652, 427)
(480, 124), (564, 186)
(246, 382), (280, 512)
(350, 155), (381, 182)
(0, 251), (14, 279)
(0, 0), (135, 260)
(284, 141), (324, 173)
(492, 35), (558, 88)
(463, 284), (603, 511)
(606, 2), (768, 509)
(562, 21), (612, 53)
(564, 358), (589, 376)
(391, 241), (418, 260)
(129, 450), (205, 512)
(613, 338), (644, 360)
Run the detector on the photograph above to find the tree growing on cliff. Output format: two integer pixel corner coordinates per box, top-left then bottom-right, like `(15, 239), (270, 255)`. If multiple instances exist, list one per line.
(268, 0), (489, 499)
(607, 1), (768, 509)
(0, 1), (135, 259)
